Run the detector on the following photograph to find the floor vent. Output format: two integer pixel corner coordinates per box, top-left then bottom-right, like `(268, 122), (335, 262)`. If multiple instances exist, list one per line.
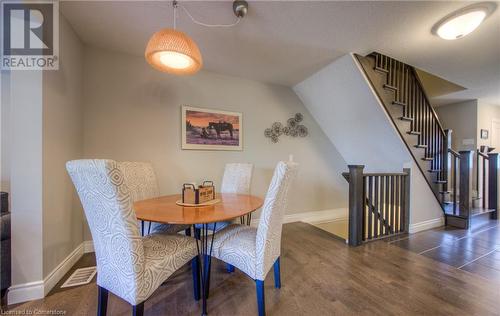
(61, 267), (97, 288)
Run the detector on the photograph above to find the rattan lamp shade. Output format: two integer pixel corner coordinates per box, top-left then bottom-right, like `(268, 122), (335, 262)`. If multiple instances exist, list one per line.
(145, 28), (203, 75)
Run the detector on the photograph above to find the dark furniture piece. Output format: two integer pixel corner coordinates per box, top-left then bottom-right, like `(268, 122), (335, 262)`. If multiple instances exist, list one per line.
(0, 192), (10, 307)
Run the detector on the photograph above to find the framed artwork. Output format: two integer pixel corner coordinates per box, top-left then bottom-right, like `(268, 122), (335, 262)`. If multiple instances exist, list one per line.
(481, 129), (489, 140)
(182, 106), (243, 151)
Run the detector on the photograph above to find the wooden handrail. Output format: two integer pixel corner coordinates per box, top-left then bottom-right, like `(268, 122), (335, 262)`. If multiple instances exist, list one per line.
(448, 148), (460, 157)
(477, 151), (489, 159)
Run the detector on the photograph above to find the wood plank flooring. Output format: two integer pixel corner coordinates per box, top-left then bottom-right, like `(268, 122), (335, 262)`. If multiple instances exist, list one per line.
(5, 222), (500, 315)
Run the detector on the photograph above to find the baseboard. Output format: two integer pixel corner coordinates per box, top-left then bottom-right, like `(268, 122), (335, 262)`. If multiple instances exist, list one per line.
(409, 217), (444, 233)
(8, 242), (85, 305)
(250, 208), (348, 226)
(83, 240), (94, 253)
(7, 281), (44, 306)
(43, 243), (84, 295)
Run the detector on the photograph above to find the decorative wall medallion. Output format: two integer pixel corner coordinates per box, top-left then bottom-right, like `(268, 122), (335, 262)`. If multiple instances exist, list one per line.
(264, 113), (308, 143)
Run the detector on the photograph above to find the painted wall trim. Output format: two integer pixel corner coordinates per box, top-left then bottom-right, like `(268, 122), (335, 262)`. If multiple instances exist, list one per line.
(409, 216), (444, 233)
(43, 243), (84, 295)
(249, 208), (348, 226)
(83, 240), (94, 253)
(8, 243), (85, 305)
(6, 281), (44, 306)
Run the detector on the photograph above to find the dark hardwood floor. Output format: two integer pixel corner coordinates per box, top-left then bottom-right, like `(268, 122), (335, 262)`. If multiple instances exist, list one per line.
(6, 222), (500, 315)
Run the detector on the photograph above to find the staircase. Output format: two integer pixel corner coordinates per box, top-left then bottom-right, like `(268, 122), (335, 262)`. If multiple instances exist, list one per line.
(356, 52), (498, 229)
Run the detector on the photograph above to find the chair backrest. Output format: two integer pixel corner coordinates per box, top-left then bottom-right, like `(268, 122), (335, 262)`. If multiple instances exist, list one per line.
(66, 159), (143, 302)
(220, 163), (253, 194)
(117, 161), (159, 202)
(255, 161), (298, 280)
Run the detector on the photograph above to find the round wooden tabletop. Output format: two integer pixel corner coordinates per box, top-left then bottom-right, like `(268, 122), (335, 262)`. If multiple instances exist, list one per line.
(134, 193), (264, 225)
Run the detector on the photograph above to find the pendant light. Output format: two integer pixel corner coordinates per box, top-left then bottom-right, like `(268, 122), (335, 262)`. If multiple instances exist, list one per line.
(145, 1), (202, 75)
(145, 0), (248, 75)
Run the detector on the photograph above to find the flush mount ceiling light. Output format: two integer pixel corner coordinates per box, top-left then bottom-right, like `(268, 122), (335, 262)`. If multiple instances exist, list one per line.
(432, 2), (496, 40)
(145, 0), (248, 75)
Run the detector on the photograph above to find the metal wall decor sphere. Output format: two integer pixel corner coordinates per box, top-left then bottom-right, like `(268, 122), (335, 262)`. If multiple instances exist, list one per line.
(264, 113), (308, 143)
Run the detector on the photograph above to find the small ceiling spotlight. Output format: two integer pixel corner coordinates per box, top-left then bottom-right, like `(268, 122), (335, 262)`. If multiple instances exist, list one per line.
(433, 2), (496, 40)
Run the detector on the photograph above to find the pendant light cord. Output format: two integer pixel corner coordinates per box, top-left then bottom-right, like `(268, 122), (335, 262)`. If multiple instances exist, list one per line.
(174, 1), (241, 28)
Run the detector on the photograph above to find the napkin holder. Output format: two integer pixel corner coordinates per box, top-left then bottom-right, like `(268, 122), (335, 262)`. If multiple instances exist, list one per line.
(182, 181), (216, 205)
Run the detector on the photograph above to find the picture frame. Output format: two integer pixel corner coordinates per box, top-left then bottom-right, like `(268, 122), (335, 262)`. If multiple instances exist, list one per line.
(481, 129), (489, 140)
(182, 105), (243, 151)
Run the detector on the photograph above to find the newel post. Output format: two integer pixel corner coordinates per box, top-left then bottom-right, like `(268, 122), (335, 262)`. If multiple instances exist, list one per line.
(348, 165), (364, 246)
(488, 153), (499, 220)
(459, 151), (473, 227)
(443, 129), (452, 191)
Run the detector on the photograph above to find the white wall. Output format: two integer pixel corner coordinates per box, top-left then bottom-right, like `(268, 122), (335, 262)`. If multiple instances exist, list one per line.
(42, 15), (84, 279)
(82, 46), (348, 240)
(294, 54), (444, 227)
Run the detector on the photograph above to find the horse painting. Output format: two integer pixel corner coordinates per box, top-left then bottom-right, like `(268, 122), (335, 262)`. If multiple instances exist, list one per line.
(208, 122), (234, 139)
(182, 106), (242, 150)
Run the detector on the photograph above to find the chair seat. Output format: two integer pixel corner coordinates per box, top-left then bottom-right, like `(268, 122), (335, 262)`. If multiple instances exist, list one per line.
(150, 223), (190, 235)
(194, 221), (230, 232)
(100, 233), (197, 306)
(212, 224), (258, 279)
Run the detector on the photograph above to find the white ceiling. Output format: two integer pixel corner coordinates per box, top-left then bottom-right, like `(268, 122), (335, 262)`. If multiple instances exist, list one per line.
(61, 1), (500, 105)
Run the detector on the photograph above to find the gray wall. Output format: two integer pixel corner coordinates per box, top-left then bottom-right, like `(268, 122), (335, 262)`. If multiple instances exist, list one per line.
(82, 46), (348, 240)
(477, 100), (500, 149)
(435, 100), (478, 151)
(294, 54), (444, 228)
(2, 69), (44, 301)
(42, 15), (84, 278)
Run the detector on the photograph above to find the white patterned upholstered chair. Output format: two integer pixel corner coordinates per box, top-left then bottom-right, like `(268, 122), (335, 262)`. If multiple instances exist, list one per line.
(195, 163), (253, 233)
(195, 163), (253, 275)
(117, 161), (190, 235)
(211, 161), (298, 316)
(67, 160), (200, 316)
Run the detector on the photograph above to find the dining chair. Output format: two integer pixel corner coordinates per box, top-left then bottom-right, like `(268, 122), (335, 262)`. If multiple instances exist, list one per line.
(117, 161), (190, 236)
(195, 163), (253, 275)
(211, 161), (298, 316)
(67, 159), (200, 316)
(196, 163), (253, 233)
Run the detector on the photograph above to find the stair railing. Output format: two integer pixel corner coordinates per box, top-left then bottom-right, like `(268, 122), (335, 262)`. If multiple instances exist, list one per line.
(343, 165), (410, 246)
(372, 52), (448, 186)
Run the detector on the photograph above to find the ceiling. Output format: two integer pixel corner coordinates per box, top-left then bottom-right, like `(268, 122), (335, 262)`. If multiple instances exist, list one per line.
(60, 1), (500, 105)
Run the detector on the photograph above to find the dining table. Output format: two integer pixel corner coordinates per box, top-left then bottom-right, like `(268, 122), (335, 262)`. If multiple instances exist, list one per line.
(134, 193), (264, 315)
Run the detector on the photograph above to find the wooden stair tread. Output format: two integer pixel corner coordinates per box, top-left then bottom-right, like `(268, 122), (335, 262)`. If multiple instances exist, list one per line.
(399, 116), (413, 122)
(422, 157), (433, 161)
(374, 67), (389, 74)
(471, 208), (497, 217)
(429, 169), (442, 172)
(407, 131), (421, 135)
(383, 84), (397, 91)
(392, 101), (406, 106)
(415, 144), (427, 148)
